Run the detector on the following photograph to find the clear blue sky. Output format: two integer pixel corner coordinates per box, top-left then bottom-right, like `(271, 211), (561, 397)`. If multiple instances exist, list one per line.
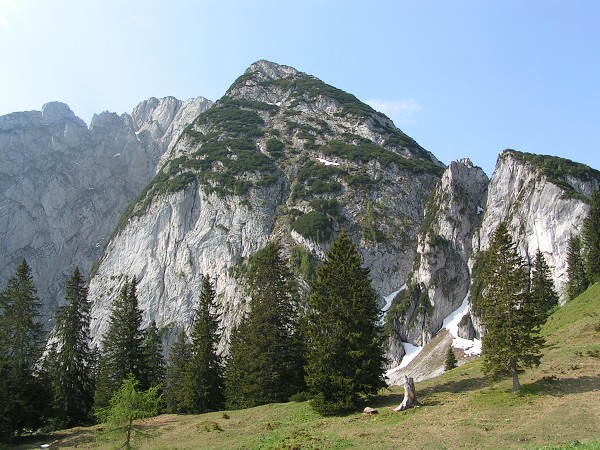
(1, 0), (599, 176)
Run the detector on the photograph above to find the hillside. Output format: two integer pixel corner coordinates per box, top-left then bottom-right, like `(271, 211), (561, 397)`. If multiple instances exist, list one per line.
(14, 284), (600, 449)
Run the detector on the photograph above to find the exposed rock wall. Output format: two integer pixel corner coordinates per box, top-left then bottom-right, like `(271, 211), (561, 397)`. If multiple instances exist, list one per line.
(0, 97), (212, 321)
(88, 60), (444, 348)
(474, 150), (600, 302)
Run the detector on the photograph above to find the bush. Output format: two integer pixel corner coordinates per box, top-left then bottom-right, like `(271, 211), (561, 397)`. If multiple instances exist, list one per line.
(291, 211), (332, 243)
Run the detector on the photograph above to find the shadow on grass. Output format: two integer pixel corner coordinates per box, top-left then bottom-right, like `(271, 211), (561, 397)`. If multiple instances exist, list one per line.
(420, 374), (489, 397)
(522, 374), (600, 396)
(6, 429), (96, 449)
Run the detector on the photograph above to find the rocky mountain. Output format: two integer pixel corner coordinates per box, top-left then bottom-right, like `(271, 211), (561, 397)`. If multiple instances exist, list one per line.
(88, 60), (445, 347)
(385, 149), (600, 371)
(0, 96), (212, 322)
(3, 59), (599, 374)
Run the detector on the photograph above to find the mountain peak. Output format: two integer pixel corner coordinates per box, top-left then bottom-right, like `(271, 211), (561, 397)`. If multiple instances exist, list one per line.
(244, 60), (300, 81)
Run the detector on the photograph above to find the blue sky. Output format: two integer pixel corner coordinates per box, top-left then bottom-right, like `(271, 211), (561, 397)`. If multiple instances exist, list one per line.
(1, 0), (598, 176)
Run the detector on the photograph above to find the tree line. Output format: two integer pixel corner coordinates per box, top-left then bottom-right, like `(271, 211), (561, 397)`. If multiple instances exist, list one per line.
(0, 231), (387, 441)
(1, 190), (598, 441)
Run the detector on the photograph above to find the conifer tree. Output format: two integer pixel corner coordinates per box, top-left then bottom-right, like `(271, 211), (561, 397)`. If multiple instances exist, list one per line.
(225, 242), (304, 409)
(47, 267), (95, 427)
(479, 223), (545, 392)
(444, 346), (458, 371)
(0, 259), (48, 439)
(96, 373), (160, 450)
(304, 231), (387, 415)
(163, 329), (190, 413)
(530, 250), (559, 317)
(567, 235), (588, 300)
(140, 320), (165, 391)
(582, 190), (600, 283)
(94, 277), (145, 409)
(180, 275), (224, 413)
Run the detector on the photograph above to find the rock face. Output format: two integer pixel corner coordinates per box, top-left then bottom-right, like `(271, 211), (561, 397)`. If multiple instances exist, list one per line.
(386, 149), (600, 368)
(0, 97), (212, 322)
(88, 60), (445, 347)
(474, 150), (600, 300)
(385, 159), (488, 362)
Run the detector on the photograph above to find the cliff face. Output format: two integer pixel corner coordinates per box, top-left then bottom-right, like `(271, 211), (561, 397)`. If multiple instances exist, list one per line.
(474, 150), (600, 301)
(385, 149), (600, 368)
(0, 97), (212, 321)
(88, 60), (444, 347)
(385, 158), (488, 362)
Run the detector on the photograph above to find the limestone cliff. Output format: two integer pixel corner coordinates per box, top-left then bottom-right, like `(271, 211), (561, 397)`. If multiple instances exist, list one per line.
(385, 159), (488, 363)
(88, 60), (444, 347)
(0, 97), (212, 321)
(385, 149), (600, 370)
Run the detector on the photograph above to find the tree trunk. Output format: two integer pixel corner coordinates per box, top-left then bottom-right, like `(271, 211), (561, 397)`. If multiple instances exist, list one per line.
(511, 359), (521, 392)
(394, 376), (417, 412)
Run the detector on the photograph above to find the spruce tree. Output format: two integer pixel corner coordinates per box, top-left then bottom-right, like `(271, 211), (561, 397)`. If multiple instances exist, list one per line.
(225, 242), (305, 409)
(0, 259), (48, 439)
(94, 277), (145, 409)
(582, 190), (600, 283)
(180, 275), (224, 413)
(47, 267), (95, 427)
(163, 329), (190, 413)
(140, 320), (165, 391)
(479, 223), (545, 392)
(567, 235), (588, 300)
(530, 250), (559, 317)
(444, 346), (458, 371)
(304, 231), (387, 415)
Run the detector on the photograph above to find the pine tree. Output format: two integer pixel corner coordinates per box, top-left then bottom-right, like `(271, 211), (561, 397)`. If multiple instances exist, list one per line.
(140, 320), (165, 391)
(225, 242), (305, 409)
(304, 231), (387, 415)
(163, 329), (190, 413)
(180, 275), (224, 413)
(567, 235), (588, 300)
(94, 277), (145, 409)
(444, 346), (458, 371)
(0, 259), (49, 439)
(47, 267), (95, 428)
(479, 223), (545, 392)
(582, 190), (600, 283)
(530, 250), (559, 317)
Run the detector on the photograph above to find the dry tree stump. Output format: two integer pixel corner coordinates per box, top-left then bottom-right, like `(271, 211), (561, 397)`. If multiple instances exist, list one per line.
(393, 375), (417, 412)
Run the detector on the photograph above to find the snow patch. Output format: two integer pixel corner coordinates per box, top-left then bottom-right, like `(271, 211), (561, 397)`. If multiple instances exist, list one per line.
(383, 284), (406, 313)
(442, 292), (481, 356)
(385, 342), (423, 377)
(316, 157), (340, 166)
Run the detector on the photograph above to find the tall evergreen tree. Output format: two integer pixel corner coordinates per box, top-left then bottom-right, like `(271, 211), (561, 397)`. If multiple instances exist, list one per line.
(444, 346), (458, 371)
(304, 231), (387, 415)
(0, 260), (48, 439)
(140, 320), (165, 391)
(225, 242), (305, 409)
(567, 235), (588, 300)
(479, 223), (545, 392)
(163, 329), (190, 413)
(47, 267), (95, 428)
(582, 190), (600, 283)
(180, 275), (224, 413)
(530, 250), (559, 317)
(94, 277), (145, 409)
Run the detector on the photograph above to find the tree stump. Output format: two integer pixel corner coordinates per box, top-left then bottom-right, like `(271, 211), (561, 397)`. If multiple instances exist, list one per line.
(393, 375), (417, 412)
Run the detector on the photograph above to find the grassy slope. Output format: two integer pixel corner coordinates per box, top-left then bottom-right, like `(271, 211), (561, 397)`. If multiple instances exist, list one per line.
(12, 285), (600, 450)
